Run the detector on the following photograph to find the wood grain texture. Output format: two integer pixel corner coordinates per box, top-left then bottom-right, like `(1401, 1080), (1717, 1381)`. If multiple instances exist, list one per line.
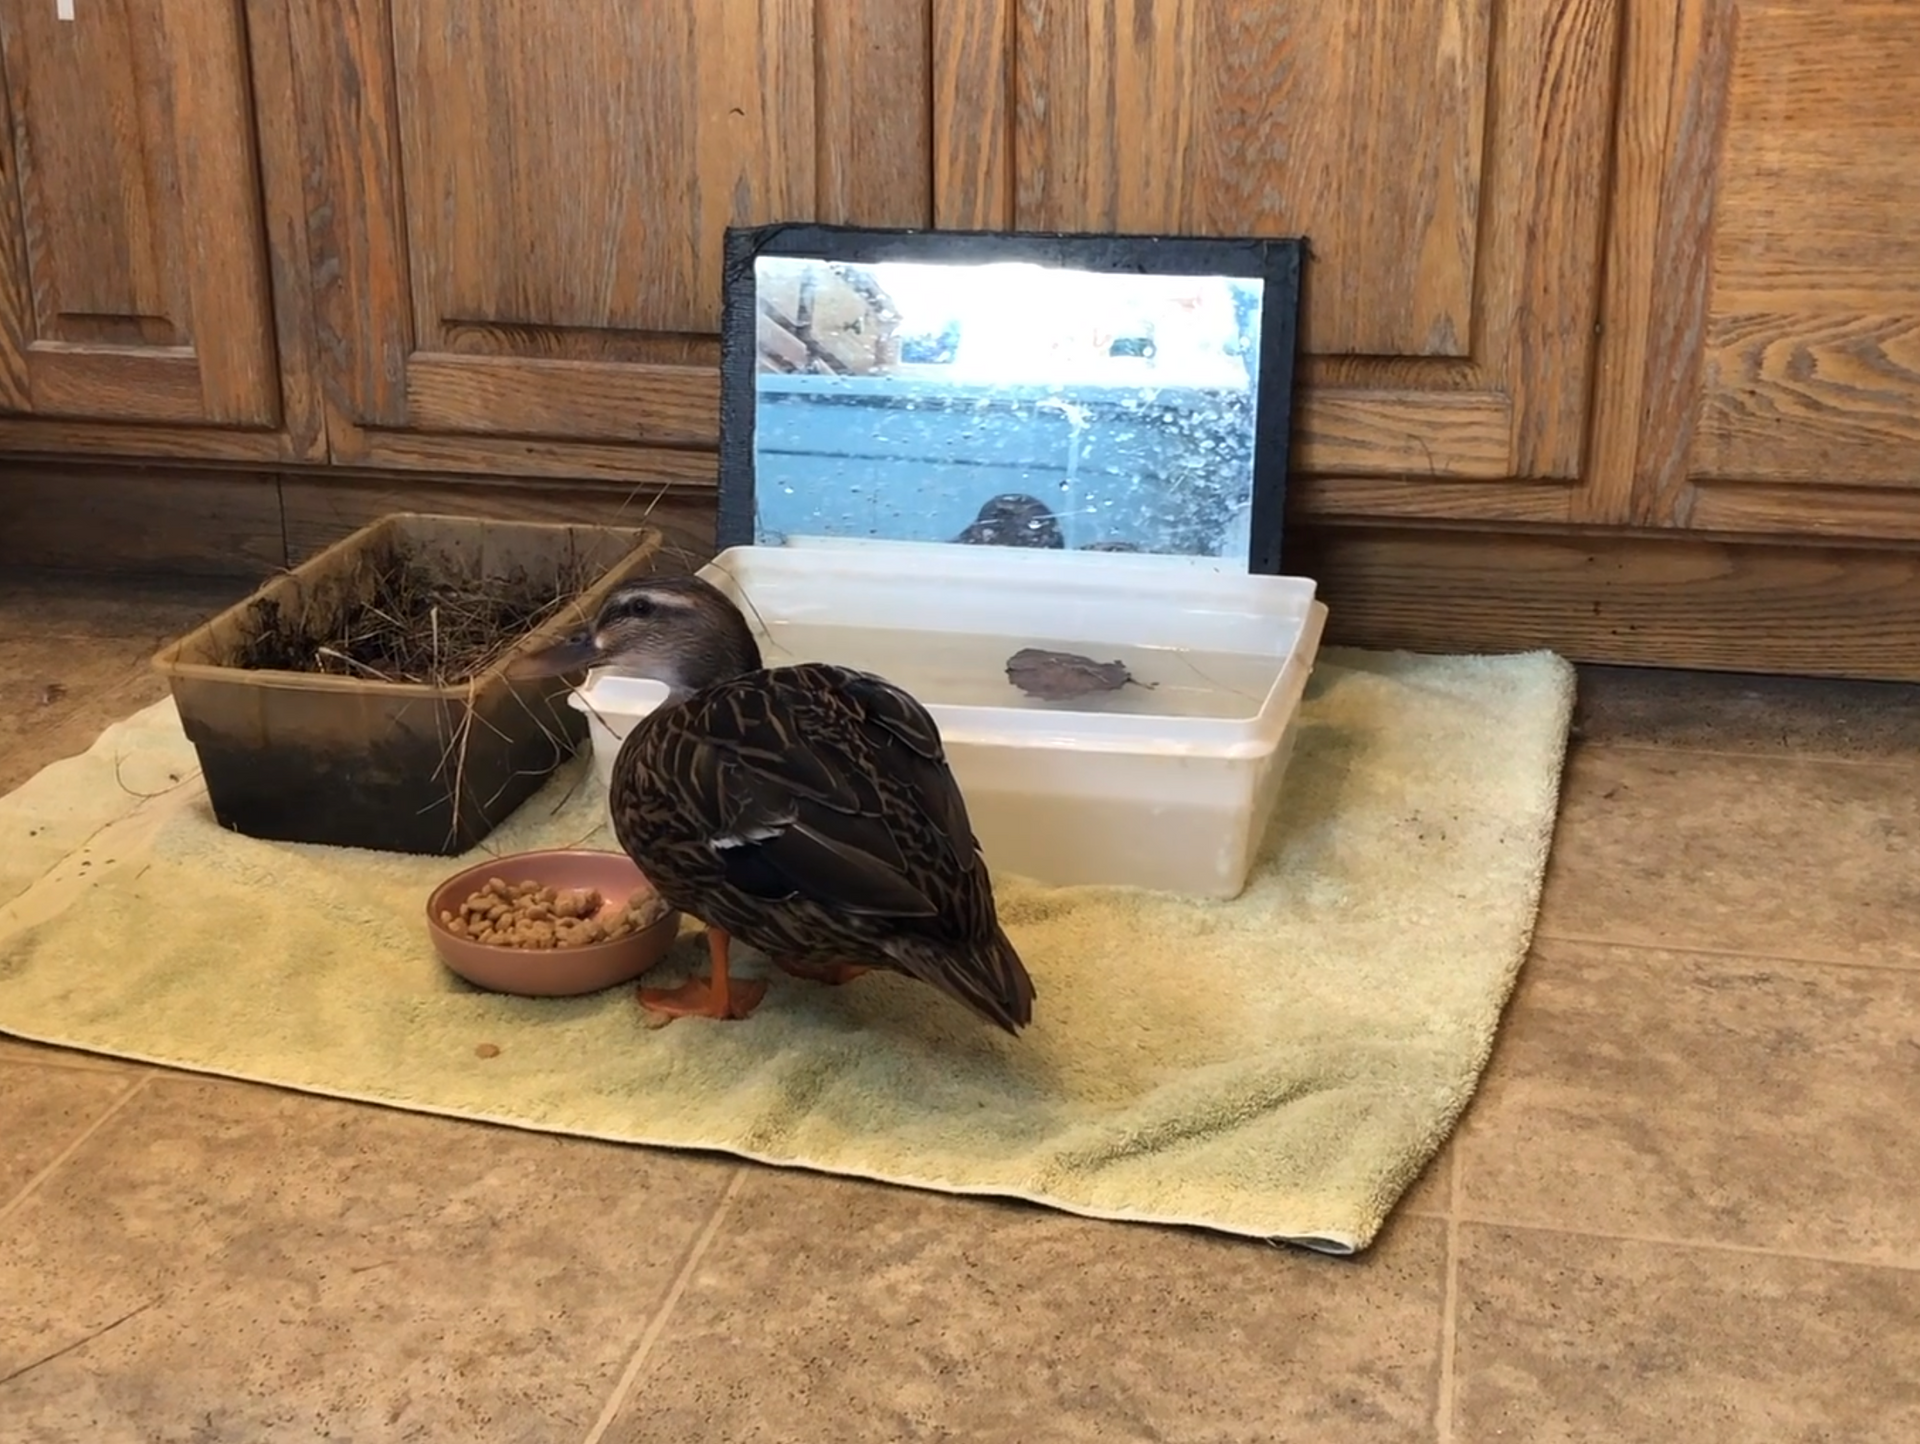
(1293, 390), (1512, 479)
(0, 417), (294, 463)
(240, 0), (329, 462)
(1490, 0), (1620, 479)
(1005, 0), (1488, 359)
(288, 0), (411, 433)
(1683, 0), (1920, 505)
(1629, 0), (1736, 527)
(403, 356), (719, 448)
(0, 461), (285, 578)
(23, 0), (1920, 568)
(395, 0), (927, 324)
(161, 2), (278, 425)
(365, 369), (1513, 480)
(931, 0), (1012, 228)
(22, 460), (1920, 683)
(370, 383), (1516, 489)
(1712, 2), (1920, 299)
(1695, 314), (1920, 486)
(1619, 0), (1920, 534)
(0, 1), (329, 462)
(1289, 477), (1577, 525)
(390, 0), (814, 341)
(298, 0), (931, 472)
(0, 10), (35, 410)
(2, 2), (169, 341)
(1294, 524), (1920, 680)
(26, 346), (205, 423)
(1687, 484), (1920, 545)
(933, 0), (1624, 511)
(0, 0), (280, 428)
(816, 1), (933, 224)
(1326, 0), (1488, 358)
(350, 432), (719, 488)
(0, 461), (717, 580)
(279, 473), (718, 573)
(1575, 0), (1683, 524)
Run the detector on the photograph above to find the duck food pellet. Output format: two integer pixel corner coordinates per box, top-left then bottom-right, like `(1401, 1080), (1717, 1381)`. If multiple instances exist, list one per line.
(438, 877), (670, 950)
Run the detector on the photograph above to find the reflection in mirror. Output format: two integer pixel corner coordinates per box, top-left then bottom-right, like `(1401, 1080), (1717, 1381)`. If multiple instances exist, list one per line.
(747, 256), (1270, 564)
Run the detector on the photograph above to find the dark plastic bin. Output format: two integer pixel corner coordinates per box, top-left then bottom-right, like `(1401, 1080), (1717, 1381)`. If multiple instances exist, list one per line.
(150, 513), (661, 856)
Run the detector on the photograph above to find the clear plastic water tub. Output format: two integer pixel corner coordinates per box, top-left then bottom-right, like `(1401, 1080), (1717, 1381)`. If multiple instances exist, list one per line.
(567, 538), (1327, 899)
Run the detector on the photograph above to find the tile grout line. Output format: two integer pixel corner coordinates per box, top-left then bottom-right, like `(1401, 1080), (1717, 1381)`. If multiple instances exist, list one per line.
(1432, 1145), (1463, 1444)
(581, 1166), (750, 1444)
(1453, 1211), (1920, 1276)
(0, 1069), (156, 1225)
(0, 1052), (133, 1076)
(1529, 928), (1920, 975)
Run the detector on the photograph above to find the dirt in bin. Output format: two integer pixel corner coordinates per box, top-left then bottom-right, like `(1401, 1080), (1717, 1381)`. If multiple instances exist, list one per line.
(234, 546), (601, 688)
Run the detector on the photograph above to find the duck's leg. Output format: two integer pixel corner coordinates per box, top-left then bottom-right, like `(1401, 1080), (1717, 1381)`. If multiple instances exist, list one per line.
(773, 955), (872, 987)
(639, 926), (768, 1021)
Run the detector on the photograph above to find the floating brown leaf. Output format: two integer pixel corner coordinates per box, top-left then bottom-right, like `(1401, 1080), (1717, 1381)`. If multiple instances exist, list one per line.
(1004, 646), (1153, 702)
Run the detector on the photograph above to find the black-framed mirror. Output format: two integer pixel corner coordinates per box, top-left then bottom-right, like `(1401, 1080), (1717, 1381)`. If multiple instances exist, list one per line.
(716, 224), (1305, 574)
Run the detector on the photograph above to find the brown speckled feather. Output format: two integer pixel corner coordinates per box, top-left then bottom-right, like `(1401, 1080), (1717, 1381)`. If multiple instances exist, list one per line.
(608, 661), (1036, 1033)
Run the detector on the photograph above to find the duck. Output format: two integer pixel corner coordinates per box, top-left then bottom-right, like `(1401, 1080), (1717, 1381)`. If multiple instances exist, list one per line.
(511, 576), (1037, 1034)
(952, 493), (1065, 550)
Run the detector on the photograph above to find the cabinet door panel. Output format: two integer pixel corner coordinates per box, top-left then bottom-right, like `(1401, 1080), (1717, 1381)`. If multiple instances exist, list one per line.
(1010, 0), (1488, 361)
(298, 0), (932, 479)
(0, 0), (278, 428)
(934, 0), (1620, 517)
(1631, 0), (1920, 538)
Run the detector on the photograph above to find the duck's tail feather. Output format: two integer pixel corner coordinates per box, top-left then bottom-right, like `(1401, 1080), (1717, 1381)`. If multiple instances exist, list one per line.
(888, 925), (1036, 1036)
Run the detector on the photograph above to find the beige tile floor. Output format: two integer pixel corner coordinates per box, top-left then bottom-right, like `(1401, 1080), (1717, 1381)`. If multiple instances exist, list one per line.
(2, 568), (1918, 1442)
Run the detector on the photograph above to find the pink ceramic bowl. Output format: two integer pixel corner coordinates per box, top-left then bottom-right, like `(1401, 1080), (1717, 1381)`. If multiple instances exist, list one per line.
(425, 848), (680, 997)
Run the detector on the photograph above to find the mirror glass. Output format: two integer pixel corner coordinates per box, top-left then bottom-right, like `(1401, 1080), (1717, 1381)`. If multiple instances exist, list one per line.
(747, 256), (1268, 562)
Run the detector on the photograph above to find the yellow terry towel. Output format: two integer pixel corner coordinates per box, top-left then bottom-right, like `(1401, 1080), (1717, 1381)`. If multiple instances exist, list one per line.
(0, 647), (1573, 1253)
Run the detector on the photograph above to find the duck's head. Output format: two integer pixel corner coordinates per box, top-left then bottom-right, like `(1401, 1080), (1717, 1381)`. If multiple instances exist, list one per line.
(510, 574), (762, 697)
(953, 492), (1065, 549)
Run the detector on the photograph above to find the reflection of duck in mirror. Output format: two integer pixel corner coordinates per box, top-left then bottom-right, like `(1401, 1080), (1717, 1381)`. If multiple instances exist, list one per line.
(512, 576), (1038, 1035)
(952, 493), (1065, 549)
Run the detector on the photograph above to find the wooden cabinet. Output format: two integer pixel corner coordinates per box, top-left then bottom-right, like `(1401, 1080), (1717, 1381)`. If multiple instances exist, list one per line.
(4, 0), (1920, 676)
(931, 0), (1622, 525)
(0, 0), (320, 460)
(289, 0), (932, 486)
(1614, 0), (1920, 541)
(5, 0), (1911, 528)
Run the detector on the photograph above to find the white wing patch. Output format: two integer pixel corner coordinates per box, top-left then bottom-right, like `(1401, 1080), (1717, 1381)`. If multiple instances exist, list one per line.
(710, 819), (790, 853)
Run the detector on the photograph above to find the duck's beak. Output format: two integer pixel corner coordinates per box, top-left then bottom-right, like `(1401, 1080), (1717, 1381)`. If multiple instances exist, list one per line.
(508, 629), (607, 680)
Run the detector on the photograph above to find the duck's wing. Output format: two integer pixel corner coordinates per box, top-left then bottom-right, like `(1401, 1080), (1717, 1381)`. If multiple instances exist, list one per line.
(668, 664), (977, 922)
(825, 665), (982, 865)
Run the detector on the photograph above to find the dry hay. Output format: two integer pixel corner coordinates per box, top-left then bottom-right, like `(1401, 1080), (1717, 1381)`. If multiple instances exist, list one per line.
(235, 544), (602, 688)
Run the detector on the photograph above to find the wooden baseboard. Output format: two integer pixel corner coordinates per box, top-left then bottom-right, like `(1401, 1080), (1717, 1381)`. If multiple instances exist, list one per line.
(0, 460), (718, 581)
(7, 460), (1920, 681)
(0, 461), (286, 578)
(276, 472), (717, 574)
(1293, 524), (1920, 680)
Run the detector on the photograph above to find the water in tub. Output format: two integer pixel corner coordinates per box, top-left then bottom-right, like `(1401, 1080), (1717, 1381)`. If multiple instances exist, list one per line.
(747, 619), (1277, 718)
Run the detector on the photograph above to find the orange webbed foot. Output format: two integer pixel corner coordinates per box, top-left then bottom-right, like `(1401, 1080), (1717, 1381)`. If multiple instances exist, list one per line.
(638, 974), (768, 1021)
(639, 925), (767, 1023)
